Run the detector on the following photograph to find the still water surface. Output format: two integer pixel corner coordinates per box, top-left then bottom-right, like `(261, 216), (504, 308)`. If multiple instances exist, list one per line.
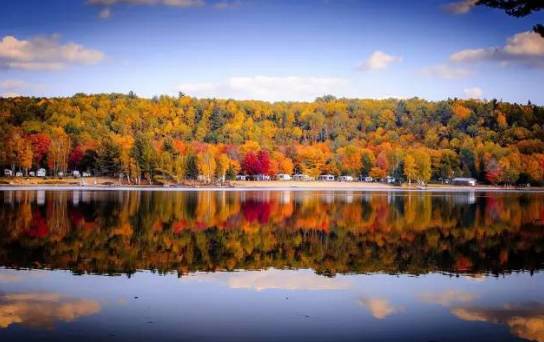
(0, 190), (543, 341)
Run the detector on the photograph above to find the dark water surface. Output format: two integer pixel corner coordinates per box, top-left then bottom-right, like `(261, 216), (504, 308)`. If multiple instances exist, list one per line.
(0, 190), (543, 341)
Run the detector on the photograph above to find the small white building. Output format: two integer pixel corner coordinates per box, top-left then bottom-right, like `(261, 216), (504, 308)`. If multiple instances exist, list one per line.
(338, 175), (354, 182)
(318, 174), (335, 181)
(72, 170), (81, 178)
(4, 169), (13, 177)
(452, 177), (477, 186)
(15, 171), (23, 177)
(253, 174), (271, 181)
(293, 174), (312, 181)
(362, 176), (373, 182)
(385, 176), (396, 184)
(276, 173), (292, 181)
(29, 171), (35, 177)
(37, 168), (47, 177)
(82, 171), (91, 177)
(58, 171), (64, 177)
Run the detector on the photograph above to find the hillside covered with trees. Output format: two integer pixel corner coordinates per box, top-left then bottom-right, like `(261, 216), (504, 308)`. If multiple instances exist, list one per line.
(1, 93), (543, 185)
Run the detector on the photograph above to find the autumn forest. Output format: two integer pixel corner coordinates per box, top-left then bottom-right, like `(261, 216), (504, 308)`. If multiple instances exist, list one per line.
(1, 94), (544, 185)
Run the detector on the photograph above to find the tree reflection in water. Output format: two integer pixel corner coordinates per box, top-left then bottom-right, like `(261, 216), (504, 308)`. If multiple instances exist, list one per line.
(0, 190), (543, 276)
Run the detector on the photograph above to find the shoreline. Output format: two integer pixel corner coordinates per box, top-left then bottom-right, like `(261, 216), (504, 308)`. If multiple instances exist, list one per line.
(0, 180), (542, 192)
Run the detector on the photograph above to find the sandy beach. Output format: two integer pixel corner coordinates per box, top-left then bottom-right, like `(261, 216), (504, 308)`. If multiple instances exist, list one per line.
(0, 178), (541, 192)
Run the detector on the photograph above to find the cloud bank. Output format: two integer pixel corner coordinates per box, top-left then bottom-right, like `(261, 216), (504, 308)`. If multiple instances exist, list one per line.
(0, 35), (104, 70)
(450, 31), (544, 68)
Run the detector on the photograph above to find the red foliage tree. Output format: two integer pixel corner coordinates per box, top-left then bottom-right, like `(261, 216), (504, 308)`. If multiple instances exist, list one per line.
(242, 150), (271, 175)
(484, 158), (501, 184)
(69, 145), (84, 169)
(242, 152), (259, 175)
(29, 133), (51, 167)
(256, 150), (270, 175)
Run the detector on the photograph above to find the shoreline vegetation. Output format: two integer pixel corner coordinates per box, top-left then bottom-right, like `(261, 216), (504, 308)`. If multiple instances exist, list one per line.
(0, 177), (542, 192)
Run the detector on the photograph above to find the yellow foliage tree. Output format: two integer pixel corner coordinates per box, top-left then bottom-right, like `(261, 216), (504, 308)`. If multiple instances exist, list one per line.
(404, 154), (418, 184)
(196, 148), (217, 183)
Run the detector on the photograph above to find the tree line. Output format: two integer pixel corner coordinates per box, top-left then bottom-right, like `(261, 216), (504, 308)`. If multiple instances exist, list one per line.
(0, 93), (543, 185)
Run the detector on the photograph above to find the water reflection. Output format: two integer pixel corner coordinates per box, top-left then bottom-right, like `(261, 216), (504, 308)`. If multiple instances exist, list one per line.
(359, 297), (401, 319)
(1, 190), (544, 341)
(0, 292), (100, 329)
(419, 289), (477, 306)
(192, 269), (352, 291)
(0, 190), (543, 275)
(0, 266), (542, 341)
(451, 303), (544, 342)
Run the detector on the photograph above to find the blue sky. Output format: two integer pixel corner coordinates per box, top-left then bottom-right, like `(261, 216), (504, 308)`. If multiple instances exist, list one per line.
(1, 0), (543, 103)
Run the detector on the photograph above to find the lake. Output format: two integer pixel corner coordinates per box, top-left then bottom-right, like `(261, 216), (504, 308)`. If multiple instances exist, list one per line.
(0, 190), (543, 341)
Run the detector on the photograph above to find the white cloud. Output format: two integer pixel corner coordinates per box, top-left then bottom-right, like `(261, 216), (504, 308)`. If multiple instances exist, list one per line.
(359, 297), (401, 319)
(420, 64), (472, 79)
(0, 35), (104, 70)
(450, 31), (544, 68)
(464, 87), (482, 99)
(444, 0), (477, 14)
(360, 50), (401, 71)
(504, 31), (544, 56)
(178, 75), (349, 101)
(451, 48), (492, 63)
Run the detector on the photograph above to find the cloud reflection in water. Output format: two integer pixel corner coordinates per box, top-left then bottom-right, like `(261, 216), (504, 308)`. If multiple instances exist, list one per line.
(0, 292), (100, 329)
(452, 303), (544, 342)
